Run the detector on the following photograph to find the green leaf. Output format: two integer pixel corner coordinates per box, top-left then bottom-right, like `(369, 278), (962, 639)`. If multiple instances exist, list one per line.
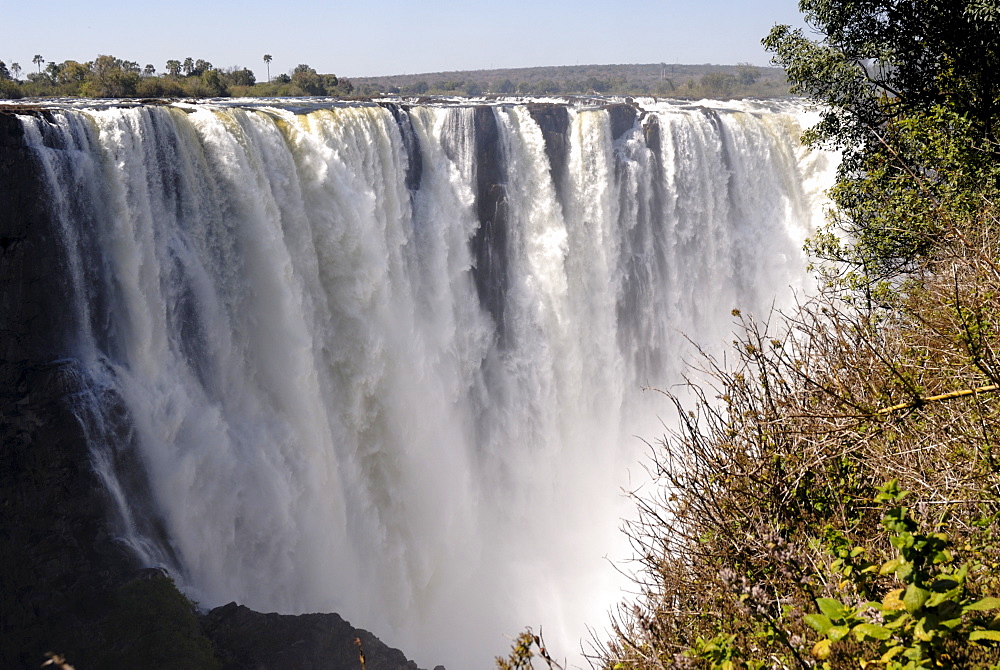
(933, 549), (954, 564)
(853, 623), (892, 641)
(884, 612), (912, 629)
(880, 645), (904, 663)
(927, 589), (961, 608)
(914, 619), (934, 642)
(929, 578), (959, 593)
(903, 584), (929, 613)
(969, 630), (1000, 642)
(880, 557), (902, 575)
(965, 597), (1000, 612)
(937, 600), (962, 619)
(804, 613), (833, 634)
(817, 597), (847, 620)
(828, 625), (850, 642)
(940, 616), (962, 629)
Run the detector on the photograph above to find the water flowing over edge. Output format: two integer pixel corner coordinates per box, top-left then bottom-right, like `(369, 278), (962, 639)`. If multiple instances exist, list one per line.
(14, 97), (836, 668)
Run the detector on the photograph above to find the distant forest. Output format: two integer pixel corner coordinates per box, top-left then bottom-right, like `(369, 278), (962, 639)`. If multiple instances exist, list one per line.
(350, 62), (790, 98)
(0, 55), (789, 100)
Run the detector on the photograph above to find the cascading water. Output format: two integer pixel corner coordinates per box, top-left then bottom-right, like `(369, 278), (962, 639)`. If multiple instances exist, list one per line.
(14, 97), (835, 668)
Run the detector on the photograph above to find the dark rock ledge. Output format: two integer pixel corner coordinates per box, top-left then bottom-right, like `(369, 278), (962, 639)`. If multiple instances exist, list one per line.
(202, 603), (435, 670)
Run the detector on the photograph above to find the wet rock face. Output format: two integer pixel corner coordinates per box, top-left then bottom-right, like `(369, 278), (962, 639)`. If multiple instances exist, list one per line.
(526, 103), (571, 205)
(0, 110), (136, 667)
(202, 603), (428, 670)
(603, 102), (638, 141)
(472, 106), (509, 342)
(0, 358), (142, 667)
(379, 103), (424, 192)
(0, 110), (71, 368)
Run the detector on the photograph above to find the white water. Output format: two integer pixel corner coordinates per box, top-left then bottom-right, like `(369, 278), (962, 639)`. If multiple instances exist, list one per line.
(18, 98), (834, 668)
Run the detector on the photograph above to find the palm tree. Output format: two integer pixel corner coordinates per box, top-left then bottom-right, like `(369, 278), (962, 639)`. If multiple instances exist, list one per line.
(263, 54), (272, 83)
(32, 54), (44, 73)
(144, 64), (155, 77)
(10, 62), (21, 80)
(182, 57), (193, 76)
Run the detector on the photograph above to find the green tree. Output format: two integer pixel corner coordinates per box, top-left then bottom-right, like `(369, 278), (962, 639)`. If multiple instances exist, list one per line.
(495, 78), (516, 94)
(0, 78), (22, 99)
(700, 71), (736, 96)
(0, 61), (9, 80)
(291, 63), (324, 94)
(224, 66), (256, 87)
(197, 68), (227, 96)
(165, 59), (181, 77)
(10, 62), (20, 80)
(585, 76), (611, 93)
(764, 0), (1000, 283)
(57, 60), (90, 87)
(736, 61), (760, 86)
(143, 63), (155, 77)
(182, 57), (193, 76)
(263, 53), (272, 82)
(32, 54), (43, 73)
(192, 59), (212, 76)
(85, 54), (141, 97)
(44, 61), (61, 83)
(533, 79), (560, 95)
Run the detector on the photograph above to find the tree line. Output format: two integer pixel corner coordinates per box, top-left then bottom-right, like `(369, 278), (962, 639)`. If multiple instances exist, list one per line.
(351, 63), (786, 99)
(0, 54), (353, 100)
(0, 54), (787, 101)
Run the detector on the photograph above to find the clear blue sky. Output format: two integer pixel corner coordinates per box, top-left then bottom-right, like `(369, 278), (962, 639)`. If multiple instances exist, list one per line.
(1, 0), (811, 80)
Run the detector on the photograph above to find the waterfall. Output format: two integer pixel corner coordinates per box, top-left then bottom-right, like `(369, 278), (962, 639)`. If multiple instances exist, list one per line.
(15, 98), (834, 668)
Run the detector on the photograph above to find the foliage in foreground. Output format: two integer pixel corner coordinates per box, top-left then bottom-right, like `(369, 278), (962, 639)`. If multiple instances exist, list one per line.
(592, 199), (1000, 669)
(765, 0), (1000, 288)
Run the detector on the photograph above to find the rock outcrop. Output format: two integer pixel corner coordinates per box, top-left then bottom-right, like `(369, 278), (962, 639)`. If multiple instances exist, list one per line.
(203, 603), (429, 670)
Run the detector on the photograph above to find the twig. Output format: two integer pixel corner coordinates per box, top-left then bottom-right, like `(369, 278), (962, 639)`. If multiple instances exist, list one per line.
(877, 384), (1000, 414)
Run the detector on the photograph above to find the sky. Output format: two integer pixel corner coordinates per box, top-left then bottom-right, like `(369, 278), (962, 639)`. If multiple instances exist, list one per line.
(1, 0), (812, 81)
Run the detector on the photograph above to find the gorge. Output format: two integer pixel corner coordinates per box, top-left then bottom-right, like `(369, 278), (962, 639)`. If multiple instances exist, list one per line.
(0, 98), (834, 668)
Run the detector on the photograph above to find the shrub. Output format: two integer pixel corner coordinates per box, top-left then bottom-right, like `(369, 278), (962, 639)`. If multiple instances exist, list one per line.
(598, 203), (1000, 669)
